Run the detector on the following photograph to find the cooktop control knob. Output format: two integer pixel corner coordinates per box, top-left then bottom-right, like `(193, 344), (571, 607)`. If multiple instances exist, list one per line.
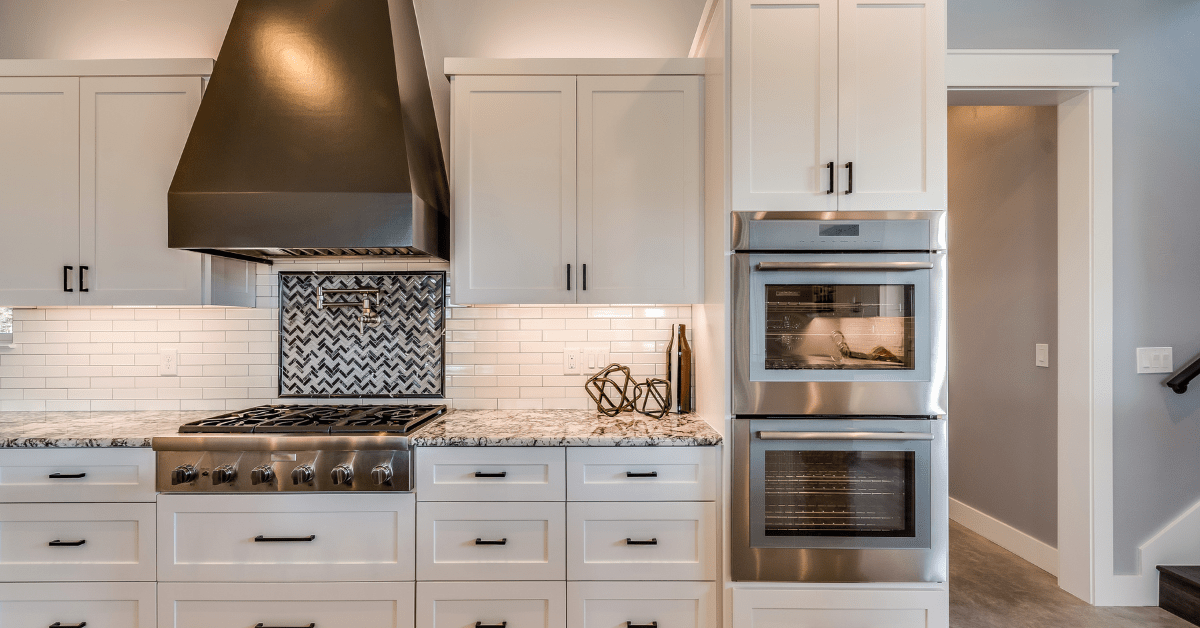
(249, 465), (275, 485)
(171, 464), (197, 485)
(212, 464), (236, 485)
(370, 464), (393, 486)
(291, 465), (315, 485)
(331, 463), (354, 486)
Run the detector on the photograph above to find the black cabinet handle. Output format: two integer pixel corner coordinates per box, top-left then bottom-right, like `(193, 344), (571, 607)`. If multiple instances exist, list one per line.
(48, 472), (87, 479)
(582, 264), (587, 290)
(475, 538), (508, 545)
(846, 161), (853, 194)
(625, 538), (658, 545)
(48, 539), (86, 547)
(626, 471), (658, 478)
(826, 161), (835, 194)
(79, 265), (89, 292)
(253, 535), (316, 542)
(628, 623), (658, 628)
(63, 266), (74, 292)
(567, 263), (572, 291)
(254, 624), (315, 628)
(50, 623), (87, 628)
(475, 623), (507, 628)
(474, 471), (507, 478)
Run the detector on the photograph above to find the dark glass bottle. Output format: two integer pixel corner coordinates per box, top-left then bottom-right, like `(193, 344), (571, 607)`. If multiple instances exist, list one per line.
(677, 323), (692, 413)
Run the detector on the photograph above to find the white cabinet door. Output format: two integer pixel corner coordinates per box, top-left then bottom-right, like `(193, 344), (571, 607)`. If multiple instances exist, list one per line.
(0, 582), (156, 628)
(0, 77), (80, 306)
(452, 75), (577, 304)
(731, 586), (949, 628)
(417, 581), (566, 628)
(576, 75), (702, 304)
(731, 0), (838, 211)
(566, 501), (716, 581)
(568, 581), (717, 628)
(79, 76), (206, 305)
(159, 582), (415, 628)
(416, 501), (566, 581)
(836, 0), (946, 210)
(416, 447), (566, 502)
(0, 448), (156, 503)
(565, 447), (717, 502)
(0, 502), (156, 582)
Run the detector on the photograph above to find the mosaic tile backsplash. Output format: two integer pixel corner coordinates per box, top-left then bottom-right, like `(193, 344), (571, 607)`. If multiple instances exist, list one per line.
(279, 272), (445, 398)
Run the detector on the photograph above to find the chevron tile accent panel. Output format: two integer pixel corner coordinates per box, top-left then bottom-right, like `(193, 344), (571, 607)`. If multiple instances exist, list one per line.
(279, 272), (445, 398)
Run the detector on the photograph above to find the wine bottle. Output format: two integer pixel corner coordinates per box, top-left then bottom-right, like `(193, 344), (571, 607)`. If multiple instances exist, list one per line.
(678, 323), (692, 413)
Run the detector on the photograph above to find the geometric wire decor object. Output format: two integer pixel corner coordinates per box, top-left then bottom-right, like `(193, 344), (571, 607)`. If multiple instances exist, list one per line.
(279, 271), (445, 398)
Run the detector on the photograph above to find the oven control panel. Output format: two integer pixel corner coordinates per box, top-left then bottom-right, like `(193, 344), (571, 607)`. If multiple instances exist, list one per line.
(156, 449), (412, 493)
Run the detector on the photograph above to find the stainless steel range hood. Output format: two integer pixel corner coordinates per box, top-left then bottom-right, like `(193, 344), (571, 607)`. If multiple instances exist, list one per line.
(168, 0), (449, 263)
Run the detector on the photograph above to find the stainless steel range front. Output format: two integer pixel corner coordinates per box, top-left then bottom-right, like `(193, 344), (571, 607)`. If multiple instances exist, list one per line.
(730, 211), (948, 583)
(153, 404), (446, 492)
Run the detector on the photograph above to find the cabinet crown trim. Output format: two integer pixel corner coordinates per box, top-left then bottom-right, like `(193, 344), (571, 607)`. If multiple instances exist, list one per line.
(444, 57), (703, 77)
(0, 58), (214, 77)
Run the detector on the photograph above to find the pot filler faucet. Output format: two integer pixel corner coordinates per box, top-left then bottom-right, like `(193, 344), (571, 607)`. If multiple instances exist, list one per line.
(318, 287), (382, 334)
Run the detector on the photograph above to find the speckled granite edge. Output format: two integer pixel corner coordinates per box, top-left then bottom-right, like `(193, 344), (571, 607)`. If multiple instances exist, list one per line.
(0, 411), (211, 448)
(411, 409), (722, 447)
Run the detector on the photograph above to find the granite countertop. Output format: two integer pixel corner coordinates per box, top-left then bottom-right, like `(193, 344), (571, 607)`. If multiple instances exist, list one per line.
(412, 410), (722, 447)
(0, 411), (213, 448)
(0, 408), (722, 448)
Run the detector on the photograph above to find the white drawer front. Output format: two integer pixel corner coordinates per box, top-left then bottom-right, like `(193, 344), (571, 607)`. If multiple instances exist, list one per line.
(567, 501), (716, 581)
(0, 448), (155, 502)
(159, 582), (415, 628)
(417, 501), (565, 581)
(567, 447), (718, 502)
(416, 447), (565, 502)
(0, 582), (155, 628)
(569, 581), (717, 628)
(731, 587), (949, 628)
(158, 493), (415, 582)
(417, 581), (565, 628)
(0, 503), (155, 582)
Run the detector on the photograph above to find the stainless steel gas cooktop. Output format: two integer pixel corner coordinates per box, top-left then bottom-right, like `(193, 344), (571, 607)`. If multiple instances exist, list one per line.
(153, 404), (447, 493)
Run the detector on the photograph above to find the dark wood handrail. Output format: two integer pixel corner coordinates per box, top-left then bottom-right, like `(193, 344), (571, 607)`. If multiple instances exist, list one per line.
(1166, 353), (1200, 394)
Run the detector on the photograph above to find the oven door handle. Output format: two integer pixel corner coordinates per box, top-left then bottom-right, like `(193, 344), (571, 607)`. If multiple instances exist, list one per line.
(754, 261), (934, 272)
(757, 431), (935, 441)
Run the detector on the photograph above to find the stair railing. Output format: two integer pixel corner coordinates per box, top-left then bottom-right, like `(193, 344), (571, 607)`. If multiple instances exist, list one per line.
(1166, 352), (1200, 394)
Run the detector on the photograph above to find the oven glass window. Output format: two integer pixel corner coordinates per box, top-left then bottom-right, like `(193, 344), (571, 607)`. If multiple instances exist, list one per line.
(764, 284), (914, 370)
(763, 450), (915, 537)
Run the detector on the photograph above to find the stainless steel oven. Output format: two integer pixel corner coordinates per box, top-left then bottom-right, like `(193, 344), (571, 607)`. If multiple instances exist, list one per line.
(732, 211), (947, 416)
(732, 417), (948, 582)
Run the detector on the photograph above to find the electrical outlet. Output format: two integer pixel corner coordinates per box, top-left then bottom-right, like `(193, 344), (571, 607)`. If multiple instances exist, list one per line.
(1136, 347), (1173, 374)
(159, 349), (178, 376)
(563, 349), (582, 375)
(1035, 344), (1049, 368)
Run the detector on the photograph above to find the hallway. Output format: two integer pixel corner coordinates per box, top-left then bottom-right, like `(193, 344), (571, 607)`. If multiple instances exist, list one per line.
(950, 521), (1191, 627)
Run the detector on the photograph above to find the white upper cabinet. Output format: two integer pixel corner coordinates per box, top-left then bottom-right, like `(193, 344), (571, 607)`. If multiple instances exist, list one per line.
(451, 75), (577, 304)
(0, 60), (254, 308)
(449, 60), (704, 305)
(732, 0), (946, 211)
(577, 75), (702, 304)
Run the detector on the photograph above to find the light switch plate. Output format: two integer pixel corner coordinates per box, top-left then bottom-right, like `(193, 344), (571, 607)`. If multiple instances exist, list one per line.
(585, 348), (608, 373)
(1136, 347), (1173, 374)
(1035, 344), (1049, 368)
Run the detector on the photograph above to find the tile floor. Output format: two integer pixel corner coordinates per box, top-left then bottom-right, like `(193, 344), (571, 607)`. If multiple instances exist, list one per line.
(950, 521), (1192, 627)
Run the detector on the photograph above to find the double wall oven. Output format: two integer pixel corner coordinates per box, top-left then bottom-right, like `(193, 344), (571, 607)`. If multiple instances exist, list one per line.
(731, 211), (948, 583)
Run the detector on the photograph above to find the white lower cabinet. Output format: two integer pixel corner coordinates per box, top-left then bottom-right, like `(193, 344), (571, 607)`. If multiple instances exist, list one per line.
(0, 502), (156, 582)
(567, 501), (717, 581)
(0, 581), (155, 628)
(158, 492), (416, 582)
(417, 581), (566, 628)
(0, 447), (156, 503)
(416, 501), (566, 581)
(568, 581), (717, 628)
(732, 586), (950, 628)
(159, 582), (416, 628)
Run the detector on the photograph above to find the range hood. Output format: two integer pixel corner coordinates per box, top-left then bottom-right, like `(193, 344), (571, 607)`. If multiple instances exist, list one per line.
(168, 0), (449, 263)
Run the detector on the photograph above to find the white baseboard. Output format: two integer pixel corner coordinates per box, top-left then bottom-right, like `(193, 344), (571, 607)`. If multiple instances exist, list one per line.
(949, 497), (1059, 577)
(1100, 495), (1200, 606)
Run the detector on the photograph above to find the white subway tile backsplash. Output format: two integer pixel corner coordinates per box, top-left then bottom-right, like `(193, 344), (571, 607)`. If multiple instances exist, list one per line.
(1, 258), (694, 411)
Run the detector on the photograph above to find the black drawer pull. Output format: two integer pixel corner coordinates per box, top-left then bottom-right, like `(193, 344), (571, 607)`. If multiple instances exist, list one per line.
(625, 538), (658, 546)
(475, 623), (507, 628)
(628, 623), (658, 628)
(626, 471), (658, 478)
(475, 538), (508, 545)
(253, 535), (316, 542)
(50, 623), (87, 628)
(254, 624), (315, 628)
(48, 472), (87, 479)
(474, 471), (507, 478)
(48, 539), (86, 547)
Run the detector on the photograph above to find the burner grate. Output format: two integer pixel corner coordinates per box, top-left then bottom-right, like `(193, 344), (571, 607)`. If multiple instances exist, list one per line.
(179, 404), (447, 435)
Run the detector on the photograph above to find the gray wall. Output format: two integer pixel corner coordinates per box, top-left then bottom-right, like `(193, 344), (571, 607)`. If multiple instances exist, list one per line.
(948, 106), (1058, 547)
(951, 0), (1200, 572)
